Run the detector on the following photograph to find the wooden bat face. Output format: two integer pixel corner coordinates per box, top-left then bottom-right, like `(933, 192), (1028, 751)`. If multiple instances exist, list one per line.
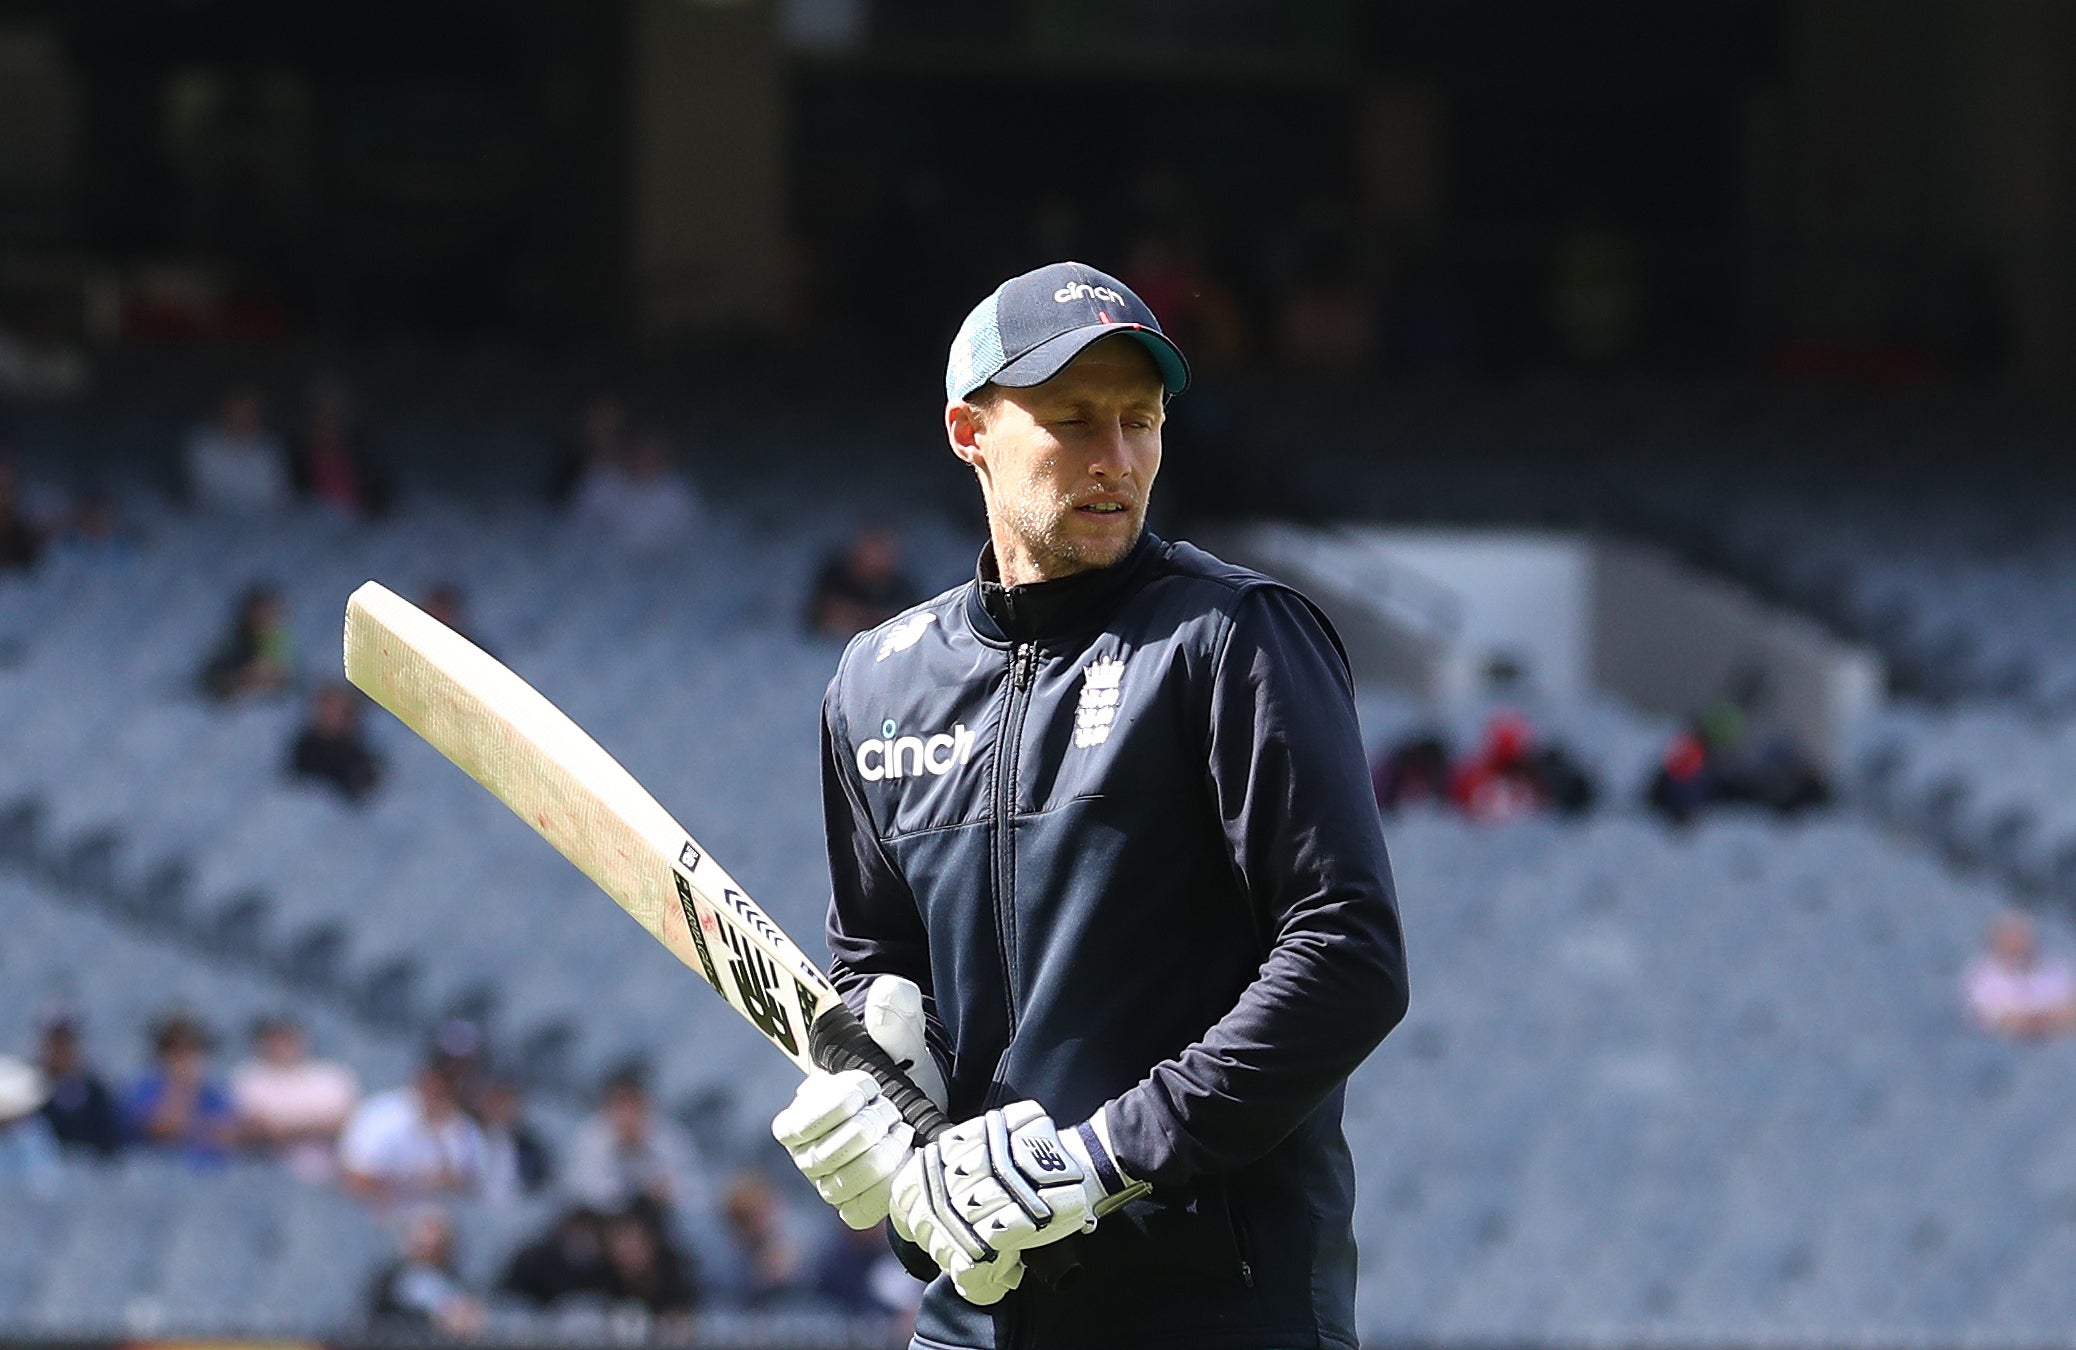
(343, 581), (840, 1075)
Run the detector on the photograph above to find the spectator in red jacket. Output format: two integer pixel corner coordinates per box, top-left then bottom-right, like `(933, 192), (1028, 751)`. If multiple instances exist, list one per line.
(1451, 713), (1545, 823)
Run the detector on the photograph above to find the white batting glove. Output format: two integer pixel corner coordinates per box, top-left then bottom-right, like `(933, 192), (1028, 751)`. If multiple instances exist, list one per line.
(771, 975), (946, 1229)
(888, 1102), (1146, 1276)
(946, 1249), (1024, 1306)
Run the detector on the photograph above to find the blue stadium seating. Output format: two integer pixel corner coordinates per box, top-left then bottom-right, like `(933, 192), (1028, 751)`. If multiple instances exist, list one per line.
(2, 479), (2072, 1343)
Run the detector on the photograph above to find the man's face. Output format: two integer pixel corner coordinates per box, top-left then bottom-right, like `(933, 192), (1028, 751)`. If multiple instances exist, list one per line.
(224, 392), (265, 439)
(41, 1026), (79, 1075)
(419, 1068), (459, 1120)
(260, 1024), (305, 1066)
(1993, 916), (2038, 968)
(314, 689), (356, 736)
(605, 1086), (647, 1142)
(948, 336), (1166, 584)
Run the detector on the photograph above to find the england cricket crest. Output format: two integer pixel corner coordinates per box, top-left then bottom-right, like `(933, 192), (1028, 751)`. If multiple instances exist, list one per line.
(1074, 655), (1126, 749)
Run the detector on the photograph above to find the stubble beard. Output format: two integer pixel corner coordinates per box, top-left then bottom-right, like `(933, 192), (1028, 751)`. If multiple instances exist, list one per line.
(998, 485), (1144, 581)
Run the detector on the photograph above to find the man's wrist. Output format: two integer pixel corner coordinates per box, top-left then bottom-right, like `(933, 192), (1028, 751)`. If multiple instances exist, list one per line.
(1071, 1107), (1151, 1216)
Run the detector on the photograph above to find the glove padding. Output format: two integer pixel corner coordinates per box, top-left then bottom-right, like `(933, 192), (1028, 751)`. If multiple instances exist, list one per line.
(888, 1101), (1143, 1279)
(771, 976), (946, 1229)
(772, 1069), (911, 1228)
(947, 1249), (1024, 1306)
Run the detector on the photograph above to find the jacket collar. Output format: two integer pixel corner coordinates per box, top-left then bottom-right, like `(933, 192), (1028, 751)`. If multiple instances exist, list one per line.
(967, 530), (1164, 644)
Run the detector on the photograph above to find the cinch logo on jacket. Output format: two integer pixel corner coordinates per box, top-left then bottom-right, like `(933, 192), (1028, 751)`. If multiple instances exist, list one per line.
(855, 720), (976, 782)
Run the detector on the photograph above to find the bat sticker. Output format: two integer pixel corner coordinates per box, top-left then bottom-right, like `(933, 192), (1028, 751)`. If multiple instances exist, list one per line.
(679, 840), (703, 871)
(720, 924), (797, 1056)
(674, 871), (724, 992)
(719, 886), (788, 949)
(795, 976), (821, 1038)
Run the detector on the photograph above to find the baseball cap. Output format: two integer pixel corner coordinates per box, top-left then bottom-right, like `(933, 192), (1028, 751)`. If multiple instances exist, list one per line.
(946, 261), (1191, 402)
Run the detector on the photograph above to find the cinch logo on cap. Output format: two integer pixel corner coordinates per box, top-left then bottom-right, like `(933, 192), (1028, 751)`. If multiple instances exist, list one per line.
(1054, 283), (1127, 306)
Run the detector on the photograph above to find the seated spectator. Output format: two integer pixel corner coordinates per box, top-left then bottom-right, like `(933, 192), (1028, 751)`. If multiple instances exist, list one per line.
(500, 1206), (612, 1308)
(565, 1064), (703, 1220)
(806, 529), (917, 637)
(367, 1205), (486, 1339)
(1647, 723), (1713, 825)
(1451, 713), (1546, 823)
(1373, 734), (1453, 813)
(712, 1171), (802, 1309)
(810, 1218), (920, 1320)
(546, 393), (629, 506)
(570, 430), (701, 555)
(36, 1013), (122, 1158)
(292, 378), (389, 519)
(0, 455), (43, 572)
(1646, 700), (1827, 825)
(199, 585), (295, 701)
(230, 1014), (360, 1181)
(1966, 912), (2076, 1039)
(1276, 244), (1376, 374)
(287, 684), (383, 803)
(418, 581), (495, 659)
(123, 1012), (238, 1166)
(478, 1074), (552, 1201)
(601, 1204), (698, 1318)
(0, 1055), (60, 1194)
(185, 383), (290, 514)
(338, 1053), (486, 1205)
(1532, 740), (1597, 816)
(53, 489), (137, 565)
(421, 582), (474, 640)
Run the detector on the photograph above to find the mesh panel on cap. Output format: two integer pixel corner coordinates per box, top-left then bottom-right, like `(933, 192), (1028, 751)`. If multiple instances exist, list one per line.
(945, 289), (1007, 400)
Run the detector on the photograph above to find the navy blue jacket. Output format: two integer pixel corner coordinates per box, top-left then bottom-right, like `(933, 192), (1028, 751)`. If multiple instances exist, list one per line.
(821, 531), (1409, 1350)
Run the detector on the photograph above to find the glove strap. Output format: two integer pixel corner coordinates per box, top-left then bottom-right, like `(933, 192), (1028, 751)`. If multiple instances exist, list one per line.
(1077, 1112), (1154, 1218)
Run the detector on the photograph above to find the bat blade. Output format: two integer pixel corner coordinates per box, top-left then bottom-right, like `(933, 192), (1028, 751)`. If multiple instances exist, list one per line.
(343, 580), (1086, 1288)
(343, 580), (837, 1074)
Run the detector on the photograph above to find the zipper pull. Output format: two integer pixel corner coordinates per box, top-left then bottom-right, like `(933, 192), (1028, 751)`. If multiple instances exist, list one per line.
(1014, 643), (1037, 689)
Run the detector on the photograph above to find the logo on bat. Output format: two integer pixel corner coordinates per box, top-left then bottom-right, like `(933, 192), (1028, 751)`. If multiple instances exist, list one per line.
(719, 887), (787, 949)
(674, 872), (723, 993)
(720, 924), (797, 1056)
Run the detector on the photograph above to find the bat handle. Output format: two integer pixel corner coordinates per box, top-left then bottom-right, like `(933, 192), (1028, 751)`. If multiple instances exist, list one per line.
(808, 1002), (1083, 1292)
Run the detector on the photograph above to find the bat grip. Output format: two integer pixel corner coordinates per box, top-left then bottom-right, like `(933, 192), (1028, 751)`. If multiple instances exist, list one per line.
(808, 1002), (1083, 1292)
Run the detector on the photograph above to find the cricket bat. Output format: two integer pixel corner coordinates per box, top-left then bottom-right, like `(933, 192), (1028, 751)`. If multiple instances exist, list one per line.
(342, 582), (1078, 1287)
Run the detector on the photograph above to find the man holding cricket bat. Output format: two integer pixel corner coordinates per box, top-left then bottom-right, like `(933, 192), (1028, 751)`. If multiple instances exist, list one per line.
(773, 262), (1410, 1350)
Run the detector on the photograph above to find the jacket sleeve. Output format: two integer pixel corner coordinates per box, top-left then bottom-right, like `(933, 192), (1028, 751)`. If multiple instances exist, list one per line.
(819, 673), (954, 1080)
(1104, 585), (1410, 1188)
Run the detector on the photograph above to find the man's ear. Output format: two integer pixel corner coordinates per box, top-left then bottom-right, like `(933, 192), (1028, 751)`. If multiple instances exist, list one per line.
(946, 400), (984, 467)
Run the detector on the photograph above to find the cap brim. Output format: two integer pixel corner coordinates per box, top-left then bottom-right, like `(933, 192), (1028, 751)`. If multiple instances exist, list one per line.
(990, 324), (1191, 396)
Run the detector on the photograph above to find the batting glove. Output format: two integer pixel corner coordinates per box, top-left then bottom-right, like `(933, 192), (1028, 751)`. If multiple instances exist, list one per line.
(947, 1249), (1024, 1306)
(772, 975), (947, 1228)
(888, 1101), (1148, 1277)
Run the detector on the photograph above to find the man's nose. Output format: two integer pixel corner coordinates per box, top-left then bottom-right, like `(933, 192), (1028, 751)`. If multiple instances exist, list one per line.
(1087, 423), (1132, 477)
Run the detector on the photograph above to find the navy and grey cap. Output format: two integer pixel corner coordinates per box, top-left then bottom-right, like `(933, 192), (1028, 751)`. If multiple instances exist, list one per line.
(945, 261), (1191, 401)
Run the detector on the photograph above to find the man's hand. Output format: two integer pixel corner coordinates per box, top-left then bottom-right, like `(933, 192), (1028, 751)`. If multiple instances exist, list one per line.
(772, 975), (945, 1228)
(888, 1102), (1145, 1278)
(947, 1249), (1024, 1306)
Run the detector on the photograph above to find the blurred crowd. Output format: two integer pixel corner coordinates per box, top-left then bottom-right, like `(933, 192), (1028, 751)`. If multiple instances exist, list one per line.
(0, 1009), (919, 1336)
(0, 378), (934, 812)
(1374, 695), (1831, 828)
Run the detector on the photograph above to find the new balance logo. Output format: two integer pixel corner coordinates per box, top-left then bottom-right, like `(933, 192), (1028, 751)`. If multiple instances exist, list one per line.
(1054, 282), (1126, 306)
(1026, 1139), (1069, 1173)
(875, 612), (936, 661)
